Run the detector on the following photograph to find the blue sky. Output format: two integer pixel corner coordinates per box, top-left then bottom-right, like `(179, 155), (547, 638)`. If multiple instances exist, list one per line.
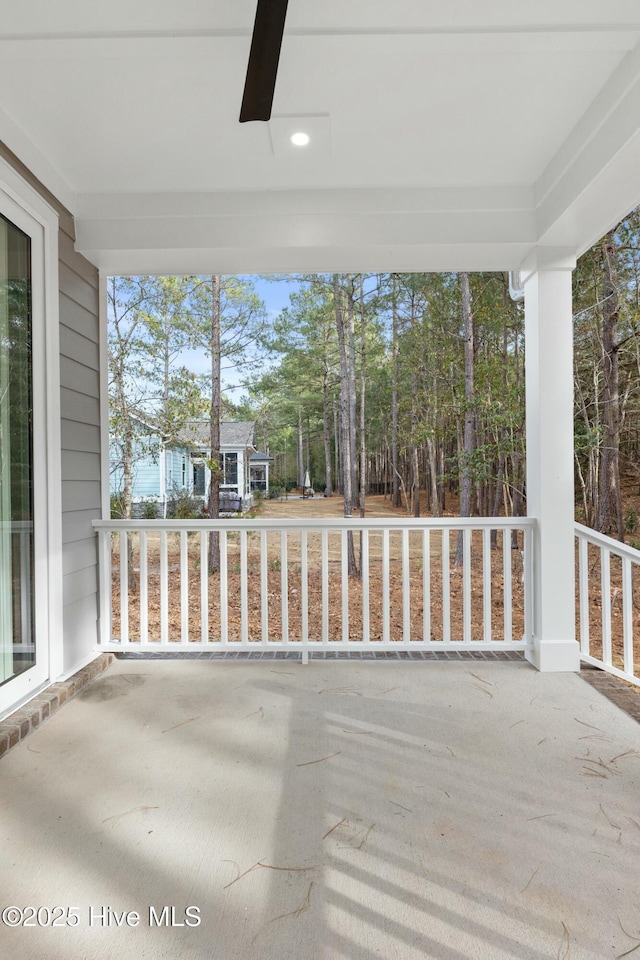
(178, 274), (302, 396)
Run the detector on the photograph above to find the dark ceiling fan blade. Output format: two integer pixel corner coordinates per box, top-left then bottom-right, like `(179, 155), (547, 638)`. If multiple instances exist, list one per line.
(239, 0), (289, 122)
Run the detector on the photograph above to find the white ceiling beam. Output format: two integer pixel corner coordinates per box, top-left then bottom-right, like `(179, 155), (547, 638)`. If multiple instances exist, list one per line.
(76, 185), (533, 219)
(76, 209), (535, 250)
(3, 0), (640, 37)
(75, 186), (536, 274)
(88, 243), (534, 278)
(0, 31), (635, 58)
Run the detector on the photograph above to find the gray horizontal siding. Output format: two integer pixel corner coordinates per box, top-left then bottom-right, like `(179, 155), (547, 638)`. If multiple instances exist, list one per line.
(62, 508), (102, 545)
(60, 355), (100, 399)
(58, 218), (101, 666)
(63, 538), (97, 577)
(60, 321), (99, 368)
(61, 387), (100, 426)
(62, 480), (101, 513)
(63, 566), (97, 606)
(59, 261), (98, 316)
(61, 420), (100, 454)
(62, 596), (99, 675)
(59, 293), (99, 343)
(61, 450), (100, 481)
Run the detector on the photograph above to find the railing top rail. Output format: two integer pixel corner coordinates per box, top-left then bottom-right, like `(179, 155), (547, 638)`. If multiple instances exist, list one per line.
(94, 516), (535, 532)
(575, 521), (640, 563)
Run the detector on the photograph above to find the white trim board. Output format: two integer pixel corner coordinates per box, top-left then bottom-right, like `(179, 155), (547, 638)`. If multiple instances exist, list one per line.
(0, 157), (62, 715)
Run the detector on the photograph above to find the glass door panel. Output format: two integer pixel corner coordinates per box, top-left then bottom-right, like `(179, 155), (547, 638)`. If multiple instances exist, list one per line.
(0, 213), (34, 685)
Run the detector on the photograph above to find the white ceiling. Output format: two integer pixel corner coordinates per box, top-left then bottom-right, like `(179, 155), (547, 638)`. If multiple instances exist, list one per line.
(2, 1), (640, 273)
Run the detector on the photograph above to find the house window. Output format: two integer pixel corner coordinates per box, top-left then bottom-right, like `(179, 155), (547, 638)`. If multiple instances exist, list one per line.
(0, 213), (35, 685)
(250, 464), (266, 491)
(221, 452), (238, 487)
(193, 462), (205, 495)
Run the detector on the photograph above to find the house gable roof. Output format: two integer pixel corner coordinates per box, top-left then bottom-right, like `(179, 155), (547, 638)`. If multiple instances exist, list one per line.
(181, 420), (255, 450)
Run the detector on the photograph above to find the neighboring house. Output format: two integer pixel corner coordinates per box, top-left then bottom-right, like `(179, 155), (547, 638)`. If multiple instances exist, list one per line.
(110, 431), (193, 517)
(184, 420), (256, 514)
(249, 450), (273, 495)
(110, 420), (258, 515)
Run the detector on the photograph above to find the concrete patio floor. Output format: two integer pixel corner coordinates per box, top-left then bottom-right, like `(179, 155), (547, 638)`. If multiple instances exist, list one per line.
(1, 658), (639, 960)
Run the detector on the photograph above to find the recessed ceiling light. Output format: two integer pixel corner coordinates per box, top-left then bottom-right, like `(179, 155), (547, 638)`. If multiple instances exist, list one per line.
(268, 115), (331, 158)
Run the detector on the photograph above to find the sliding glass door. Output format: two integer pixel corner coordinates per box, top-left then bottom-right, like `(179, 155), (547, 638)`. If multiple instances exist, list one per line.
(0, 213), (35, 686)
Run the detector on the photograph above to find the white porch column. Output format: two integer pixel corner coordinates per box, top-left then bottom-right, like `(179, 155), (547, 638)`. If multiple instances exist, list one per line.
(523, 253), (580, 671)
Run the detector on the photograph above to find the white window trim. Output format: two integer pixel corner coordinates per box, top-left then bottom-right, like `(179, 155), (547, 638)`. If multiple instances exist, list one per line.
(0, 158), (62, 717)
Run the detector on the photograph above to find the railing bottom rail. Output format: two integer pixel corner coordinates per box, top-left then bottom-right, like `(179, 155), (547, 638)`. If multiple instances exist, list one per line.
(101, 639), (531, 666)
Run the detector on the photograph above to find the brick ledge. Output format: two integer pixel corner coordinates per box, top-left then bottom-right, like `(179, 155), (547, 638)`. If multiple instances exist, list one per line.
(579, 664), (640, 723)
(0, 654), (116, 761)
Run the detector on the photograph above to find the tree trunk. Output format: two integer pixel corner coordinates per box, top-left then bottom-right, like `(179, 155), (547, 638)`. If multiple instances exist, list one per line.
(347, 278), (359, 507)
(297, 407), (304, 487)
(455, 271), (475, 565)
(334, 274), (358, 576)
(322, 358), (333, 496)
(208, 274), (221, 573)
(490, 455), (505, 548)
(410, 374), (420, 517)
(411, 444), (420, 516)
(426, 435), (441, 517)
(597, 233), (624, 541)
(359, 275), (367, 517)
(391, 277), (400, 508)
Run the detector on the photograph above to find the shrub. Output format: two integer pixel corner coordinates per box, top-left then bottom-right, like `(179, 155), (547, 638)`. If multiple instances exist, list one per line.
(167, 488), (203, 519)
(110, 492), (127, 519)
(139, 498), (160, 519)
(625, 507), (638, 535)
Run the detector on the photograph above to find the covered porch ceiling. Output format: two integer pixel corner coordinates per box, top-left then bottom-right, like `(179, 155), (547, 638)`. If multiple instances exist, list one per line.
(2, 1), (640, 274)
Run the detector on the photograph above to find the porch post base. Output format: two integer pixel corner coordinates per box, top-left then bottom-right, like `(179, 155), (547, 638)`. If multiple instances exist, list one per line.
(525, 639), (580, 673)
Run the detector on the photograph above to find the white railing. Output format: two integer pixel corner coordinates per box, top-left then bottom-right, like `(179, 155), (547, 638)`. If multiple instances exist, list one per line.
(94, 517), (534, 658)
(575, 522), (640, 687)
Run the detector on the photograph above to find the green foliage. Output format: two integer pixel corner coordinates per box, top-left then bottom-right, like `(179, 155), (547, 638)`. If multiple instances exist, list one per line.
(110, 492), (127, 519)
(138, 498), (160, 519)
(625, 507), (638, 535)
(166, 488), (203, 519)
